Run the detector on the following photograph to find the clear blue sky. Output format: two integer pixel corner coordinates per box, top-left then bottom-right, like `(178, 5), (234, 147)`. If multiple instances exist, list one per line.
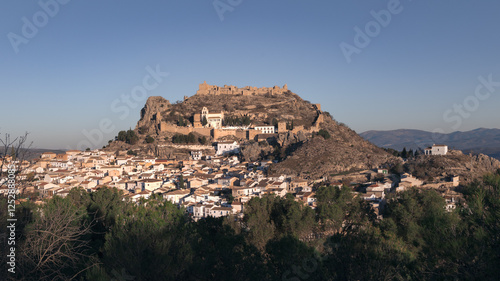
(1, 0), (499, 149)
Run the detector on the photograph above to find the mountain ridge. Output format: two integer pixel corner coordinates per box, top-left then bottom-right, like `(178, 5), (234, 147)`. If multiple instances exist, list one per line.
(360, 128), (500, 160)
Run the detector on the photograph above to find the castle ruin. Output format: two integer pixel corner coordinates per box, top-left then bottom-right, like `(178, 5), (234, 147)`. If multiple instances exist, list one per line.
(154, 82), (325, 141)
(196, 81), (289, 96)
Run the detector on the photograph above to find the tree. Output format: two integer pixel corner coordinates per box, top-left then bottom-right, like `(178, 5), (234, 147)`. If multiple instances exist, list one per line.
(126, 129), (139, 145)
(117, 130), (127, 142)
(243, 196), (276, 250)
(315, 185), (370, 232)
(401, 147), (408, 159)
(317, 129), (331, 139)
(408, 149), (414, 158)
(102, 198), (191, 280)
(265, 236), (322, 281)
(16, 197), (95, 281)
(145, 135), (155, 143)
(0, 132), (33, 196)
(199, 136), (207, 145)
(189, 218), (265, 281)
(391, 163), (404, 175)
(178, 115), (187, 127)
(187, 133), (196, 143)
(201, 116), (208, 126)
(243, 195), (316, 250)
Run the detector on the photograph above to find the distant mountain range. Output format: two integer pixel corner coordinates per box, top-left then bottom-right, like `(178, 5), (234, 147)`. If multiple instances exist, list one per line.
(1, 147), (66, 160)
(360, 128), (500, 160)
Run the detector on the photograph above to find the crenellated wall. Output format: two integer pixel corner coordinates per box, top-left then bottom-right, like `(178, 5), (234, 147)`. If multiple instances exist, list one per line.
(196, 81), (289, 96)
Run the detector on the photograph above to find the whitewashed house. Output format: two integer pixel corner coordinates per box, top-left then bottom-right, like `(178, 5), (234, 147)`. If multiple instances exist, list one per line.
(425, 144), (448, 155)
(216, 141), (240, 156)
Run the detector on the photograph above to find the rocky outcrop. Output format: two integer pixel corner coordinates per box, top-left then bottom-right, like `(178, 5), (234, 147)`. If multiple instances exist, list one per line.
(269, 118), (397, 178)
(136, 96), (170, 134)
(277, 131), (307, 147)
(404, 150), (500, 182)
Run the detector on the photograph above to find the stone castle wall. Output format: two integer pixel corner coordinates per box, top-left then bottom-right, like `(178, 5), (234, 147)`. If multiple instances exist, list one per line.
(213, 129), (247, 140)
(247, 129), (260, 140)
(159, 122), (211, 137)
(196, 81), (288, 96)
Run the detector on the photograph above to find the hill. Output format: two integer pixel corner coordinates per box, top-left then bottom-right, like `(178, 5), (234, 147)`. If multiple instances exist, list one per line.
(114, 82), (397, 177)
(108, 82), (498, 181)
(268, 119), (397, 178)
(360, 128), (500, 160)
(403, 150), (500, 183)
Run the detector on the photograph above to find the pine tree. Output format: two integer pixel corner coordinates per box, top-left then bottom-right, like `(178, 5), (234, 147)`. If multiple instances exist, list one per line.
(401, 147), (408, 159)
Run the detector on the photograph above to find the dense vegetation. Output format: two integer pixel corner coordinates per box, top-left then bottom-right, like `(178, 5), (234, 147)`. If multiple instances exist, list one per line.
(1, 170), (499, 280)
(171, 133), (206, 144)
(223, 115), (252, 126)
(116, 129), (139, 145)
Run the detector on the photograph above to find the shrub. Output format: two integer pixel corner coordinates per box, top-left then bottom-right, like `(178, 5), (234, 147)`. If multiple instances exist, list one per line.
(317, 129), (331, 139)
(145, 135), (155, 143)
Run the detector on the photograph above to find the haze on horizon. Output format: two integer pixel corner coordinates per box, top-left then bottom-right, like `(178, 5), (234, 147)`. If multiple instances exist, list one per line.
(1, 1), (499, 149)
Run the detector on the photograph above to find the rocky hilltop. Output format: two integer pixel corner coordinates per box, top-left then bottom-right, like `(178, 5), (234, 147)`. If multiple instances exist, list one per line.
(268, 119), (397, 178)
(136, 82), (322, 137)
(126, 82), (396, 176)
(107, 81), (498, 181)
(403, 150), (500, 183)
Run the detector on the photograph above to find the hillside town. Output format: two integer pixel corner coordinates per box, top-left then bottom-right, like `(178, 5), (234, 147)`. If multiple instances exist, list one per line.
(1, 142), (463, 220)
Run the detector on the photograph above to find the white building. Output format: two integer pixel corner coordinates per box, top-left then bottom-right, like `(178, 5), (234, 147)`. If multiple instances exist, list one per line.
(216, 141), (240, 156)
(254, 125), (275, 134)
(201, 107), (224, 129)
(191, 151), (203, 160)
(425, 144), (448, 155)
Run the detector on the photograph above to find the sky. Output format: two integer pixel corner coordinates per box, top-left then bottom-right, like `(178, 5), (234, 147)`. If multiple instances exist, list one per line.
(1, 0), (499, 150)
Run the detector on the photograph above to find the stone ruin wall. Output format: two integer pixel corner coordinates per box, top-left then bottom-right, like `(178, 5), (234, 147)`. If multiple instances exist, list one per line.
(196, 81), (289, 96)
(213, 129), (247, 140)
(159, 122), (212, 137)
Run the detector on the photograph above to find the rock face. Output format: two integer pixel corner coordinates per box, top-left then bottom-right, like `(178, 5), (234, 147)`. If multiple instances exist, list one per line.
(136, 96), (170, 134)
(241, 142), (264, 162)
(277, 131), (307, 147)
